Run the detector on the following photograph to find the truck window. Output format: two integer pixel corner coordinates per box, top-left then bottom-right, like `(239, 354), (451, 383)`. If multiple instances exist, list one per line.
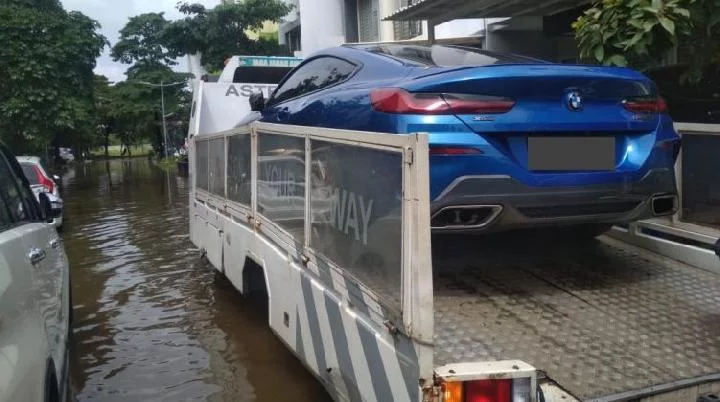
(233, 66), (293, 84)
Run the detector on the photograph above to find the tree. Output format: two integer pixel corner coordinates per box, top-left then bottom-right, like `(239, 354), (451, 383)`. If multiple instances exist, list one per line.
(111, 12), (193, 157)
(0, 0), (106, 155)
(111, 12), (178, 66)
(93, 75), (114, 157)
(163, 0), (292, 72)
(99, 64), (190, 157)
(573, 0), (720, 82)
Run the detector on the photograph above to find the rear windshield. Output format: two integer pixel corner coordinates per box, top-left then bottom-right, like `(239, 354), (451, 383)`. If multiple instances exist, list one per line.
(357, 44), (547, 67)
(20, 163), (39, 185)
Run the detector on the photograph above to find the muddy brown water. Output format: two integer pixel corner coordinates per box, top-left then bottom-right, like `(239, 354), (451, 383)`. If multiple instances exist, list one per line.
(62, 159), (331, 401)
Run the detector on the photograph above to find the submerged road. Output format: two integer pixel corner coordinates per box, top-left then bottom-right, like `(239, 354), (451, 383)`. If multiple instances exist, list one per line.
(61, 158), (331, 401)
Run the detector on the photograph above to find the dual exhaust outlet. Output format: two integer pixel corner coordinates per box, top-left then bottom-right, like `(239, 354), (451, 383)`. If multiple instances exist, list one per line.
(431, 205), (503, 230)
(431, 194), (678, 230)
(651, 194), (677, 216)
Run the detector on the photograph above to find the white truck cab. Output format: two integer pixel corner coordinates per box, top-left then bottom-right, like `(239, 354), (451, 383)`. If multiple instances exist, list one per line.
(187, 55), (302, 138)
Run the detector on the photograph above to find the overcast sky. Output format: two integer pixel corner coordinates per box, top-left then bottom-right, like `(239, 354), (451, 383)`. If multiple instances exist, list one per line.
(61, 0), (221, 83)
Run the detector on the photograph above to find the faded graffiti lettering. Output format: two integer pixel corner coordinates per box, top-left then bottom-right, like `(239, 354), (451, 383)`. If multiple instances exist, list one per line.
(262, 163), (300, 198)
(329, 188), (373, 246)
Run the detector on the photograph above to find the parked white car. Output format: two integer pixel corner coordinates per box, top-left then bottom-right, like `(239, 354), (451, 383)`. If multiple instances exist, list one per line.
(16, 157), (63, 230)
(0, 144), (71, 402)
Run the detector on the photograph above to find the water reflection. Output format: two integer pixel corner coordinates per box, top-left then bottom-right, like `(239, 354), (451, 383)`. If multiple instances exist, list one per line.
(64, 158), (330, 401)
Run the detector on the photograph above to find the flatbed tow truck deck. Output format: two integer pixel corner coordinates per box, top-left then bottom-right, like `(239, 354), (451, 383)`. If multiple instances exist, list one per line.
(433, 233), (720, 401)
(188, 119), (720, 402)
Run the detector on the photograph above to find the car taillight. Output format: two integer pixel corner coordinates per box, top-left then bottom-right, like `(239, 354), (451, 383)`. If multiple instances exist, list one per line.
(370, 88), (515, 115)
(430, 147), (483, 156)
(442, 93), (516, 114)
(33, 165), (54, 193)
(442, 378), (532, 402)
(623, 96), (668, 113)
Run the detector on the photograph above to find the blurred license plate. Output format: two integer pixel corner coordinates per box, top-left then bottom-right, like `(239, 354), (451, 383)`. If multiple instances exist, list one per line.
(528, 137), (615, 171)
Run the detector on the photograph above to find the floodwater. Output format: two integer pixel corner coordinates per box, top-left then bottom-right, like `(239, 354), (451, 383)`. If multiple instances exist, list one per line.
(62, 159), (331, 402)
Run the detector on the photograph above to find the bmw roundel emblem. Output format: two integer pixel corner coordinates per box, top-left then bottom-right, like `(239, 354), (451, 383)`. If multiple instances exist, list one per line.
(566, 91), (584, 111)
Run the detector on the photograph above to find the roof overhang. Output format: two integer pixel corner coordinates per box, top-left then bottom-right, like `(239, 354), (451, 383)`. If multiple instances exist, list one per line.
(345, 35), (484, 47)
(384, 0), (590, 24)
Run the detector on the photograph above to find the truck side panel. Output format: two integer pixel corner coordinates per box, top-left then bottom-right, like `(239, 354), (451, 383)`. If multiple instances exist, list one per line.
(193, 198), (421, 402)
(188, 124), (432, 402)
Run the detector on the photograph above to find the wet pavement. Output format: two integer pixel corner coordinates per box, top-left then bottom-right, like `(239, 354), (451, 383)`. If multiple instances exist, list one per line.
(62, 159), (331, 402)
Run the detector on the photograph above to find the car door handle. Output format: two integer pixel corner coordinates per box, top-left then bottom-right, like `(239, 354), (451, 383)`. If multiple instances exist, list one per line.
(49, 238), (61, 249)
(28, 248), (46, 265)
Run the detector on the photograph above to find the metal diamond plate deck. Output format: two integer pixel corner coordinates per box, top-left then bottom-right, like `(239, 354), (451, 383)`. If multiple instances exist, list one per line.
(432, 234), (720, 400)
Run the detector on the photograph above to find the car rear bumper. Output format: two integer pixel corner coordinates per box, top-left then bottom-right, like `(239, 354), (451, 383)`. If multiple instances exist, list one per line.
(430, 168), (677, 233)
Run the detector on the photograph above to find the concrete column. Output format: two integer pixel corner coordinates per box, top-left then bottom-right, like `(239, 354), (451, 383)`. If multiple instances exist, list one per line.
(378, 0), (398, 42)
(428, 19), (436, 43)
(299, 0), (346, 56)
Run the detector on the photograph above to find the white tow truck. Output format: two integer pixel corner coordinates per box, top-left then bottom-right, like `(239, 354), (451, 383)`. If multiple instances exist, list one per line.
(187, 55), (720, 402)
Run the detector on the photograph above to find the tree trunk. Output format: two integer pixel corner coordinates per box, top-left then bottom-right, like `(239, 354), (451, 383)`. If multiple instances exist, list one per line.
(104, 130), (109, 158)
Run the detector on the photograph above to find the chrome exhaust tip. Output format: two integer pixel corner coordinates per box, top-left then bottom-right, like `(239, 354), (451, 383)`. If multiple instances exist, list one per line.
(651, 194), (678, 216)
(431, 205), (503, 230)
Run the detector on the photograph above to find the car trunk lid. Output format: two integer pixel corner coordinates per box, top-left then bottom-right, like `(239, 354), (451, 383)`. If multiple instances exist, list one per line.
(400, 64), (665, 171)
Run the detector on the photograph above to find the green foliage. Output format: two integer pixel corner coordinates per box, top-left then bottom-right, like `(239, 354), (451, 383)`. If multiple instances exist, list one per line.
(110, 10), (196, 156)
(258, 30), (279, 41)
(682, 0), (720, 81)
(111, 13), (178, 66)
(0, 1), (106, 154)
(102, 64), (191, 153)
(574, 0), (720, 82)
(163, 0), (292, 72)
(90, 144), (153, 158)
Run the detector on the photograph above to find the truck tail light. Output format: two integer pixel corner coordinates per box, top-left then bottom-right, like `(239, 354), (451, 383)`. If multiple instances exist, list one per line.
(465, 379), (511, 402)
(442, 378), (532, 402)
(33, 165), (54, 193)
(443, 381), (464, 402)
(370, 88), (515, 115)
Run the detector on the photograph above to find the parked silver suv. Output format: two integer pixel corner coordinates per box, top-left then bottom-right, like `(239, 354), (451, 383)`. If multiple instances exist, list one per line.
(0, 144), (71, 402)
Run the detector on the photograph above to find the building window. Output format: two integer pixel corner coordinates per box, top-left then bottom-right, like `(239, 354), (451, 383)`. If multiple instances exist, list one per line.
(393, 0), (422, 40)
(358, 0), (379, 42)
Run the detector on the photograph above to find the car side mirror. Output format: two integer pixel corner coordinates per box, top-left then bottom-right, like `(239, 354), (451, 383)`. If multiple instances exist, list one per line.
(249, 91), (265, 112)
(38, 192), (54, 224)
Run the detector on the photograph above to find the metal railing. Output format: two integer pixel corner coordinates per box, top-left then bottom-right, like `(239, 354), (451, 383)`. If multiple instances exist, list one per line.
(191, 122), (433, 347)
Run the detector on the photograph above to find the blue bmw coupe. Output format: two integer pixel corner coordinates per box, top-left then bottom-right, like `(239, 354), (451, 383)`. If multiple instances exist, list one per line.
(250, 43), (680, 237)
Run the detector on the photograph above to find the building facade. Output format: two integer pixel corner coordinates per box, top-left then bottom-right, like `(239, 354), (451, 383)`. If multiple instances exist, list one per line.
(384, 0), (593, 62)
(278, 0), (593, 63)
(279, 0), (497, 58)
